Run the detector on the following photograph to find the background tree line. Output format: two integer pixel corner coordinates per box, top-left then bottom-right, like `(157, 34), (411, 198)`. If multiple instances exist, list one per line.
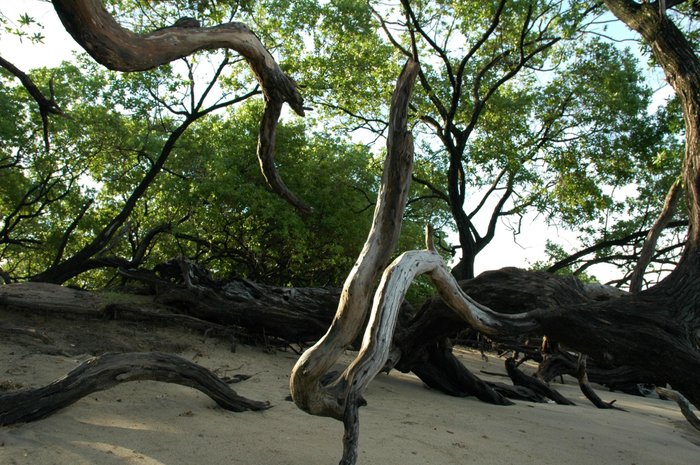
(0, 0), (692, 292)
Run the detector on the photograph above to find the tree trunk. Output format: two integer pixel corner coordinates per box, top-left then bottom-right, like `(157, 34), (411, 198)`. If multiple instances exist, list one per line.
(628, 178), (682, 292)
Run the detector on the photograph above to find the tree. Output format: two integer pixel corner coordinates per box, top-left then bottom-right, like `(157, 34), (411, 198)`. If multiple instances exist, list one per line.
(305, 0), (678, 282)
(1, 1), (449, 288)
(2, 2), (700, 464)
(288, 3), (700, 463)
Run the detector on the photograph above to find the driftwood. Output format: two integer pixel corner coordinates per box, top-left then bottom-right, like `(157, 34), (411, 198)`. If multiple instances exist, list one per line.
(0, 351), (269, 426)
(576, 355), (624, 410)
(656, 387), (700, 431)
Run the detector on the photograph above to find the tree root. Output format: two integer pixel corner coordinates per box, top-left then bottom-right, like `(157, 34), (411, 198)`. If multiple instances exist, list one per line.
(0, 351), (269, 426)
(576, 355), (625, 411)
(505, 357), (575, 405)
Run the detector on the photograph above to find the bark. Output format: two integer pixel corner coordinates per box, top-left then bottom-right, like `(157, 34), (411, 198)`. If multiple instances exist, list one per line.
(289, 60), (419, 421)
(0, 352), (269, 426)
(628, 178), (682, 292)
(49, 0), (311, 222)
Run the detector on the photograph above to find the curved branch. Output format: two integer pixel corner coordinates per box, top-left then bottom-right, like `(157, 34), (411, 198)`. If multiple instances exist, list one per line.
(629, 178), (682, 292)
(51, 0), (303, 114)
(0, 351), (269, 426)
(257, 100), (313, 214)
(51, 0), (309, 212)
(290, 60), (419, 419)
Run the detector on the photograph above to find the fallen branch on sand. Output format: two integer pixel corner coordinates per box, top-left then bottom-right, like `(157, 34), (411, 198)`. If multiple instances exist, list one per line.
(656, 387), (700, 431)
(0, 351), (269, 426)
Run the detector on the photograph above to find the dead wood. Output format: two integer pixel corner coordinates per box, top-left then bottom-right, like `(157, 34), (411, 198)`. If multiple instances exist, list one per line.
(576, 355), (624, 410)
(504, 357), (575, 406)
(656, 387), (700, 431)
(0, 351), (269, 426)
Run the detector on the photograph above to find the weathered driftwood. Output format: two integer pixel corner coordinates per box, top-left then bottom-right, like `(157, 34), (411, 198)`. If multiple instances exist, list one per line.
(51, 0), (310, 213)
(656, 387), (700, 431)
(289, 60), (420, 422)
(576, 355), (624, 410)
(503, 357), (575, 405)
(0, 352), (269, 426)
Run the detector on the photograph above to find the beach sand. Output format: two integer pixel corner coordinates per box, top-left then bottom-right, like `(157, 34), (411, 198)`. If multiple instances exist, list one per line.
(1, 307), (698, 465)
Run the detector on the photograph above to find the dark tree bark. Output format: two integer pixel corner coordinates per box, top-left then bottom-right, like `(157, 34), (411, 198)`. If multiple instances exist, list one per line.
(0, 352), (269, 426)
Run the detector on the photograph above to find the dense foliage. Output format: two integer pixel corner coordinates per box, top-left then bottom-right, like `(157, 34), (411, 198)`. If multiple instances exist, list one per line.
(0, 0), (695, 290)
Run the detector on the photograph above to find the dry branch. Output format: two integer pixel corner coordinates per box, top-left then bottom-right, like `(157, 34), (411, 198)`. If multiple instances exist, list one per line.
(0, 351), (269, 426)
(290, 60), (420, 420)
(656, 387), (700, 431)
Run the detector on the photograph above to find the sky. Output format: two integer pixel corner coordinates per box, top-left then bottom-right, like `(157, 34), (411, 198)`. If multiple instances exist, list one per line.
(0, 1), (676, 284)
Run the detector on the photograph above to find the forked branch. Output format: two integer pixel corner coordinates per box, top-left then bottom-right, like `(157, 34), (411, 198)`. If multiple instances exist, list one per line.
(289, 59), (540, 465)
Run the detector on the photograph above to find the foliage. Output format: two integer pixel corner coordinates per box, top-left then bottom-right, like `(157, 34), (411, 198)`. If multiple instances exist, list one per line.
(0, 52), (442, 289)
(0, 0), (692, 291)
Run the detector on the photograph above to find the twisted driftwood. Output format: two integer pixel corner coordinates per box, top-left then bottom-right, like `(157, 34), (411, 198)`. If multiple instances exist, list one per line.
(289, 61), (542, 465)
(0, 351), (269, 426)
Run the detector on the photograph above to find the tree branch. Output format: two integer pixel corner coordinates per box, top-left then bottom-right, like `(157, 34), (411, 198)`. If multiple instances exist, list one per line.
(0, 55), (64, 153)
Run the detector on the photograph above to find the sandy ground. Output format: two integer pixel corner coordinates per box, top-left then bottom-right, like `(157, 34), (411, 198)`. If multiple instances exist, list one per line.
(1, 307), (699, 465)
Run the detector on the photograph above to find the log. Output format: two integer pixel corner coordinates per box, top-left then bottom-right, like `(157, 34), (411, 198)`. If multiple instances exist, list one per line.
(504, 357), (575, 406)
(0, 352), (269, 426)
(0, 278), (341, 344)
